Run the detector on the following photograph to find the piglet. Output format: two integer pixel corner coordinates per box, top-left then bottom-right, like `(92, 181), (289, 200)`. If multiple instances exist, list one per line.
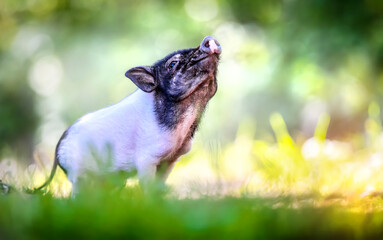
(33, 36), (221, 195)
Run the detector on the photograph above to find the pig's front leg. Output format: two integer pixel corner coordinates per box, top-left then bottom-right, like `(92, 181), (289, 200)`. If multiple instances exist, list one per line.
(156, 161), (176, 182)
(136, 159), (158, 190)
(136, 158), (176, 192)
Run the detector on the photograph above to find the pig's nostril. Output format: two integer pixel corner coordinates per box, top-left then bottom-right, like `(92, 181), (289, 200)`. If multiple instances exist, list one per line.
(201, 36), (221, 55)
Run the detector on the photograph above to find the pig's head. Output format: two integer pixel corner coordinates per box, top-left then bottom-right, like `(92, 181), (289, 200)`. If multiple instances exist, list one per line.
(125, 36), (221, 129)
(125, 36), (221, 101)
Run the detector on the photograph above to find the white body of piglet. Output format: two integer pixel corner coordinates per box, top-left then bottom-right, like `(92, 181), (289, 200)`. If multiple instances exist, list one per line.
(58, 89), (195, 194)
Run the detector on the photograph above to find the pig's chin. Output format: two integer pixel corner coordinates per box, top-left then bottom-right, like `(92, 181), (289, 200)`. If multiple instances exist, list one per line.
(198, 54), (219, 68)
(178, 73), (215, 101)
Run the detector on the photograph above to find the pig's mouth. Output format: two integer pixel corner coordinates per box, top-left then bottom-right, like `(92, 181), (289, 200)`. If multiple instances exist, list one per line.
(191, 53), (218, 63)
(188, 45), (220, 69)
(190, 45), (220, 63)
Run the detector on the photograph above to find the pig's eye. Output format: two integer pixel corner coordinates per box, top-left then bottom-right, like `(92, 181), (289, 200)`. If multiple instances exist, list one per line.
(169, 61), (177, 69)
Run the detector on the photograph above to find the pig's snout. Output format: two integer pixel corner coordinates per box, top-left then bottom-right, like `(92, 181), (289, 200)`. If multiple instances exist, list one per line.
(200, 36), (221, 55)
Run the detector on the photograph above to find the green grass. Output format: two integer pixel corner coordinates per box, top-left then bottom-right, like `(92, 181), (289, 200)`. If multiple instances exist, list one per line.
(1, 186), (383, 240)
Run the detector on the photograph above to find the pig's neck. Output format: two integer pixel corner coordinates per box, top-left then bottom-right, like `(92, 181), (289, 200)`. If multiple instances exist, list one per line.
(153, 75), (217, 138)
(153, 90), (205, 137)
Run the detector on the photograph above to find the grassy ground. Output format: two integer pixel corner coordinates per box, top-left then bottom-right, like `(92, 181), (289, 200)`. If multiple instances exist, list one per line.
(1, 182), (383, 239)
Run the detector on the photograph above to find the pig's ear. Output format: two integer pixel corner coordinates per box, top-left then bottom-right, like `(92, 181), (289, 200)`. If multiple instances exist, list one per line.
(125, 66), (157, 93)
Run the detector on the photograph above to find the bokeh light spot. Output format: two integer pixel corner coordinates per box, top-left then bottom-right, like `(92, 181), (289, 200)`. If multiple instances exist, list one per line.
(28, 55), (63, 97)
(185, 0), (218, 22)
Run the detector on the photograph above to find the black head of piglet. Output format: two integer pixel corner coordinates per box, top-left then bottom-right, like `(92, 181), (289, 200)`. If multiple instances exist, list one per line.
(125, 36), (221, 130)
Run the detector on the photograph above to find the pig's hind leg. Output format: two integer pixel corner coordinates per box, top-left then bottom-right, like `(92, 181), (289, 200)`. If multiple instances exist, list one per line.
(67, 171), (81, 198)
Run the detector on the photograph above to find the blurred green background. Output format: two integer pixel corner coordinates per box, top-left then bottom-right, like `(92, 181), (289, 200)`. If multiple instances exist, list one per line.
(1, 0), (383, 197)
